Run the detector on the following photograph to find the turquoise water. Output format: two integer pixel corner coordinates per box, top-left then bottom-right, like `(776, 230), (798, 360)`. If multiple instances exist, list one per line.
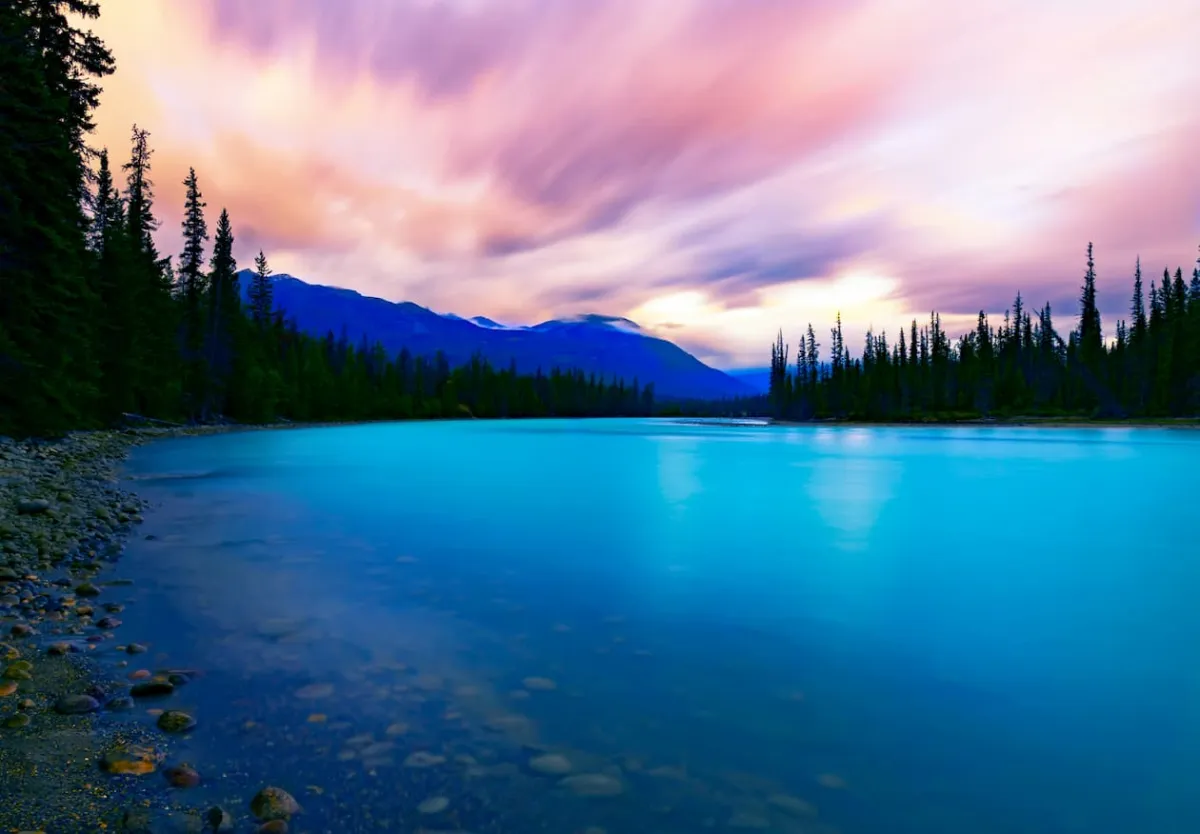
(112, 419), (1200, 833)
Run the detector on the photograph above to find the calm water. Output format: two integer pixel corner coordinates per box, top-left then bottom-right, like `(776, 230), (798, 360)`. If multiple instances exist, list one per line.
(110, 419), (1200, 833)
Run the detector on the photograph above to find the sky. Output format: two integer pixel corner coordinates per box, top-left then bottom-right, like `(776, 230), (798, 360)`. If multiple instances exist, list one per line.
(89, 0), (1200, 369)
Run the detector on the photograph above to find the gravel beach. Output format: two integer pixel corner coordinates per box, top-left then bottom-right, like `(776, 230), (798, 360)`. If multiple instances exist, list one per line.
(0, 424), (326, 832)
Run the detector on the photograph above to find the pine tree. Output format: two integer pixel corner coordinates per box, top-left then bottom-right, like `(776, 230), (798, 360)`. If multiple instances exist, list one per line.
(178, 167), (209, 416)
(205, 208), (239, 417)
(1130, 257), (1147, 343)
(249, 250), (274, 329)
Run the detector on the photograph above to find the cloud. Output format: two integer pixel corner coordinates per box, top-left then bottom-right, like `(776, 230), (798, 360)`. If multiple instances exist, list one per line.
(87, 0), (1200, 368)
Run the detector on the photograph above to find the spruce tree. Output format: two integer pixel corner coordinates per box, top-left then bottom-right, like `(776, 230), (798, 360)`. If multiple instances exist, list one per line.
(249, 249), (274, 329)
(205, 208), (239, 417)
(178, 167), (209, 416)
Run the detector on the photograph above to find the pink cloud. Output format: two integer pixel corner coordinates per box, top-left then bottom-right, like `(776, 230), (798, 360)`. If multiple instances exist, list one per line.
(89, 0), (1200, 367)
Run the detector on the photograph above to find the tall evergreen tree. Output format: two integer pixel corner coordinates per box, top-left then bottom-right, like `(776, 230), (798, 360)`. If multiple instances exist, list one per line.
(249, 249), (274, 329)
(178, 167), (209, 416)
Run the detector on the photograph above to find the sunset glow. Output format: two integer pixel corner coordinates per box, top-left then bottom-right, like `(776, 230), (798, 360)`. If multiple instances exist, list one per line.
(89, 0), (1200, 367)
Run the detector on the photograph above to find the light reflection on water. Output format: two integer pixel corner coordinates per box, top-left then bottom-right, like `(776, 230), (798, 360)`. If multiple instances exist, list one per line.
(107, 419), (1200, 833)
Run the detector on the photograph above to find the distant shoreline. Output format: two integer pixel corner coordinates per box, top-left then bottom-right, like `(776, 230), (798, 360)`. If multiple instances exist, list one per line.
(765, 417), (1200, 430)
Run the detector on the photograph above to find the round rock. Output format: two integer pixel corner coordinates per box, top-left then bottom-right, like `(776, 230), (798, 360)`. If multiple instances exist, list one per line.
(157, 710), (197, 733)
(250, 786), (301, 822)
(54, 694), (100, 714)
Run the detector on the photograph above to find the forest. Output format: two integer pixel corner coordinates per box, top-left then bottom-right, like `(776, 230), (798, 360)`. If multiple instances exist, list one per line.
(5, 3), (1197, 438)
(763, 244), (1200, 422)
(0, 1), (654, 437)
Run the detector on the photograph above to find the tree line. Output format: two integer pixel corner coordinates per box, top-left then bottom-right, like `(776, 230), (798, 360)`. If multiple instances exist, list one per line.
(765, 243), (1200, 421)
(0, 1), (653, 438)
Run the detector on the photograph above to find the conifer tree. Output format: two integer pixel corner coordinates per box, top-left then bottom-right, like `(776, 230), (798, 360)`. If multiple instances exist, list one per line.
(249, 250), (274, 329)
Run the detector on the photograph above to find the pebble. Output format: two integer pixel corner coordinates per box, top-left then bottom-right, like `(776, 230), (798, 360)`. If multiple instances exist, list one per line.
(3, 713), (31, 728)
(2, 660), (32, 679)
(417, 796), (450, 814)
(157, 709), (197, 733)
(130, 679), (174, 697)
(250, 786), (301, 821)
(54, 694), (100, 714)
(403, 751), (447, 768)
(767, 794), (817, 817)
(126, 642), (148, 654)
(17, 498), (52, 514)
(529, 753), (573, 775)
(164, 763), (202, 788)
(100, 743), (162, 775)
(522, 675), (558, 691)
(75, 582), (100, 597)
(559, 773), (624, 797)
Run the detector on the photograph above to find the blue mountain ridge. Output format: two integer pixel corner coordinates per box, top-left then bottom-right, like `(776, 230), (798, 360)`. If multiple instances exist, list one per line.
(237, 270), (752, 400)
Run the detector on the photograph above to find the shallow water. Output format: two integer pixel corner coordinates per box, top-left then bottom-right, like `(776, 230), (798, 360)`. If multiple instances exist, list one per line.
(110, 419), (1200, 833)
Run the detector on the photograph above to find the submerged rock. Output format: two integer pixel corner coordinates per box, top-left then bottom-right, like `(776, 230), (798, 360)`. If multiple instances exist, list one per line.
(559, 773), (624, 797)
(54, 694), (100, 714)
(403, 751), (446, 768)
(2, 659), (32, 680)
(529, 753), (573, 775)
(417, 796), (450, 814)
(157, 709), (197, 733)
(767, 793), (817, 817)
(522, 676), (557, 691)
(101, 744), (163, 776)
(164, 763), (201, 788)
(75, 582), (100, 597)
(130, 678), (174, 697)
(250, 786), (301, 821)
(17, 498), (52, 515)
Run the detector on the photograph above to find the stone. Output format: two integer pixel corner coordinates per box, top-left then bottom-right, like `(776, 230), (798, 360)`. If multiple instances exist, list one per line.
(522, 676), (557, 691)
(3, 713), (30, 728)
(767, 794), (817, 817)
(164, 763), (201, 788)
(96, 616), (122, 629)
(9, 623), (33, 637)
(106, 696), (135, 712)
(559, 773), (624, 797)
(529, 753), (573, 775)
(126, 642), (147, 654)
(130, 679), (174, 697)
(75, 582), (100, 597)
(0, 681), (17, 697)
(47, 641), (77, 655)
(17, 499), (52, 515)
(3, 660), (33, 680)
(250, 786), (301, 822)
(204, 807), (235, 832)
(157, 710), (197, 733)
(403, 751), (446, 768)
(55, 694), (100, 714)
(417, 796), (450, 814)
(294, 682), (334, 699)
(100, 744), (163, 776)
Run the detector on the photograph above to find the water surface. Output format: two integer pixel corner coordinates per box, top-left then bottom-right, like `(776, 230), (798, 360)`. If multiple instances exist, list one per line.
(112, 419), (1200, 833)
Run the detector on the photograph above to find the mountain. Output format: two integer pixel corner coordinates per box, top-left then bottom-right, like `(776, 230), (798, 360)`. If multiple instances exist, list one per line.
(725, 367), (772, 394)
(238, 271), (751, 400)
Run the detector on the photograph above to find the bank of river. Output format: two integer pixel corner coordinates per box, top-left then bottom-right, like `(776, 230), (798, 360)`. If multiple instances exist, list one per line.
(0, 425), (340, 832)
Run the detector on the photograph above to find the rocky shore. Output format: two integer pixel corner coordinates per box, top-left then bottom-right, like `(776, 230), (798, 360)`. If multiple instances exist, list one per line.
(0, 425), (320, 832)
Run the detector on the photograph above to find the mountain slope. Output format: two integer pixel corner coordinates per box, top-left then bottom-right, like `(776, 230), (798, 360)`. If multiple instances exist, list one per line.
(239, 271), (750, 400)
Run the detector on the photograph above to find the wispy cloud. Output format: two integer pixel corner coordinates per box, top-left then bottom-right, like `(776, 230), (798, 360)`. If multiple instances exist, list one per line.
(90, 0), (1200, 366)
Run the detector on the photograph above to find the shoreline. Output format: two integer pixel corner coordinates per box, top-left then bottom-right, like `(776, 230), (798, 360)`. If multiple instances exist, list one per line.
(766, 417), (1200, 430)
(0, 420), (351, 831)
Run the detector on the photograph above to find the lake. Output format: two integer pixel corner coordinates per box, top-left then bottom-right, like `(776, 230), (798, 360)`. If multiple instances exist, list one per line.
(110, 419), (1200, 833)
